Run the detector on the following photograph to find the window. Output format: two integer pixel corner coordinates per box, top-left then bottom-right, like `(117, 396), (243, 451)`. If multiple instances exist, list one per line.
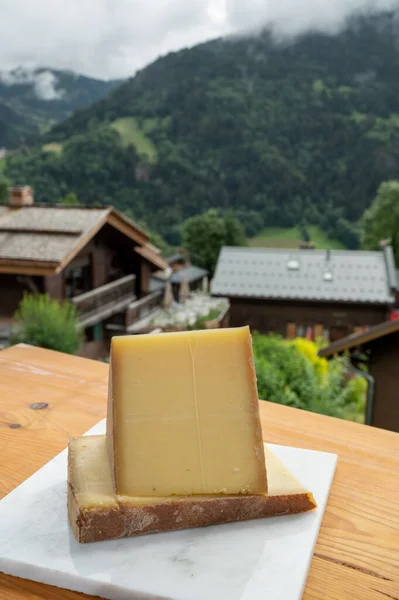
(65, 264), (91, 298)
(297, 325), (314, 340)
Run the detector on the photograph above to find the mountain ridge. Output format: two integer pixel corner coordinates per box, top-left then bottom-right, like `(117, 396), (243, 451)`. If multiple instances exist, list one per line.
(0, 67), (122, 148)
(5, 9), (399, 246)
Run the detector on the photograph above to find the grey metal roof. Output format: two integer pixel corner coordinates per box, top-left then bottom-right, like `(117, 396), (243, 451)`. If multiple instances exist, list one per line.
(170, 266), (208, 284)
(211, 247), (396, 305)
(167, 253), (186, 264)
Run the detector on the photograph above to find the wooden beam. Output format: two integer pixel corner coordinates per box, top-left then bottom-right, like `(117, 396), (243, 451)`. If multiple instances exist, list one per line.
(55, 213), (110, 274)
(107, 211), (148, 246)
(0, 262), (58, 276)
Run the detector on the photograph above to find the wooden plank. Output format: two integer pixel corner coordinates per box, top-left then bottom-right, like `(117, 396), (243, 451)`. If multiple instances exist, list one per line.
(0, 344), (398, 600)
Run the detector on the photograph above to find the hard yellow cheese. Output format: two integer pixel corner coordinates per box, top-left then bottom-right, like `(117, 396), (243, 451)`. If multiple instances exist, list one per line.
(106, 326), (267, 497)
(69, 435), (309, 508)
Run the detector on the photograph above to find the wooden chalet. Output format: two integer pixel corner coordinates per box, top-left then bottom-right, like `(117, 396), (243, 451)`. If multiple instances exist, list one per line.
(211, 246), (397, 342)
(319, 319), (399, 433)
(0, 186), (169, 358)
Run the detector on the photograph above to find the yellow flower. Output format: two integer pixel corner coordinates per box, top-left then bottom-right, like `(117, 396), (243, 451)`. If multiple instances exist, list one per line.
(289, 338), (328, 379)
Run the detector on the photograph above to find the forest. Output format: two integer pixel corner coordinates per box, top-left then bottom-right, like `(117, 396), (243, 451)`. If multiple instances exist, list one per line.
(4, 10), (399, 246)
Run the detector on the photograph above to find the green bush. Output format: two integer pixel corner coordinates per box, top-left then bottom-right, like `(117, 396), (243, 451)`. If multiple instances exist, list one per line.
(252, 333), (366, 421)
(9, 293), (83, 355)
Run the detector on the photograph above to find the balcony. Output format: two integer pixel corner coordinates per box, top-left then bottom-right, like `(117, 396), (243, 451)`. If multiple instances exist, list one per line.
(125, 290), (163, 329)
(71, 274), (136, 328)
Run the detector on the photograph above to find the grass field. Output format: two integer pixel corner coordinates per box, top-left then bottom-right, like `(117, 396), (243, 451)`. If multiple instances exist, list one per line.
(111, 117), (158, 163)
(0, 158), (5, 174)
(249, 225), (345, 250)
(42, 142), (63, 155)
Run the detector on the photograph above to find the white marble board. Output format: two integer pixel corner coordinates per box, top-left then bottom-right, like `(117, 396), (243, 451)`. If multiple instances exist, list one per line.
(0, 419), (337, 600)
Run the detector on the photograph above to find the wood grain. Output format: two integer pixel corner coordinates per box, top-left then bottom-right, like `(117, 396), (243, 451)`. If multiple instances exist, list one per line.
(0, 343), (398, 600)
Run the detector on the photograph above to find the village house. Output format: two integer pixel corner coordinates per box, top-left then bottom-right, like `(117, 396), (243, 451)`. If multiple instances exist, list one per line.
(211, 246), (397, 341)
(0, 186), (169, 358)
(319, 319), (399, 433)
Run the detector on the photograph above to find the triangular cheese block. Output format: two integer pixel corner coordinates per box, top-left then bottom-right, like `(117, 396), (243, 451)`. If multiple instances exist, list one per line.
(68, 435), (317, 543)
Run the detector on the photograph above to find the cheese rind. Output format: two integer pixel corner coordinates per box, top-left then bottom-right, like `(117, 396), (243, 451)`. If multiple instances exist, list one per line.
(68, 435), (317, 543)
(107, 327), (267, 497)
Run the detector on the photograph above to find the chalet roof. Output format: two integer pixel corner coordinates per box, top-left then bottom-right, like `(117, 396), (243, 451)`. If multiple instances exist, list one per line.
(170, 265), (208, 284)
(318, 319), (399, 357)
(0, 204), (167, 274)
(211, 246), (396, 305)
(134, 245), (170, 271)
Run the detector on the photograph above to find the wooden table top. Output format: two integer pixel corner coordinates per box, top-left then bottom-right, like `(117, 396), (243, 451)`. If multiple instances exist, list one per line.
(0, 343), (398, 600)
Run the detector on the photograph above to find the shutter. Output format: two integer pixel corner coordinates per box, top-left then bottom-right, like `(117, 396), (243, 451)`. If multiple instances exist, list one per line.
(286, 322), (297, 339)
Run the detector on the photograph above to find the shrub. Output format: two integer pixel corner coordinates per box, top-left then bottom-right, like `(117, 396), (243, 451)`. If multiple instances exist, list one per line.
(9, 293), (83, 355)
(252, 332), (366, 421)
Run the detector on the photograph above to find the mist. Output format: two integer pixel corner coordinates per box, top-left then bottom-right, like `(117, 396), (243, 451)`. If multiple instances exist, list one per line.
(0, 68), (65, 100)
(0, 0), (398, 79)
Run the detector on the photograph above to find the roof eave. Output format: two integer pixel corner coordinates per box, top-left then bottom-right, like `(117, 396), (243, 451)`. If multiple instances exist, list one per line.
(210, 291), (394, 305)
(0, 259), (59, 275)
(318, 319), (399, 358)
(108, 208), (149, 246)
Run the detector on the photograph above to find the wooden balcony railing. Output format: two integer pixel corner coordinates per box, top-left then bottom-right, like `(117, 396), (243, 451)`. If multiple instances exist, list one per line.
(71, 274), (136, 328)
(125, 290), (163, 328)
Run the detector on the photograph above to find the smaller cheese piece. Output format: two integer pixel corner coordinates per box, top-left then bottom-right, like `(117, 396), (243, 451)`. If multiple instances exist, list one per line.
(107, 327), (267, 497)
(68, 435), (317, 544)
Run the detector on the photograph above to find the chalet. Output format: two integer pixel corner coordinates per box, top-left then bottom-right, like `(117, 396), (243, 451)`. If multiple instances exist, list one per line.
(211, 246), (397, 341)
(319, 320), (399, 433)
(0, 186), (169, 358)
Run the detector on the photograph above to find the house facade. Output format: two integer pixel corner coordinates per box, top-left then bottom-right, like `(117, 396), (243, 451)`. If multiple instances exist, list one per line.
(211, 246), (397, 342)
(319, 320), (399, 433)
(0, 186), (169, 358)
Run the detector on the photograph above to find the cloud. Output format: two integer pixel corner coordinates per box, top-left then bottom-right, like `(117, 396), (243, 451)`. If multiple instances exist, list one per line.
(0, 0), (397, 80)
(0, 68), (65, 100)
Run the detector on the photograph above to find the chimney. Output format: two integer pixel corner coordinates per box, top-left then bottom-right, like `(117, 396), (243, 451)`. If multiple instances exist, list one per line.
(8, 186), (34, 208)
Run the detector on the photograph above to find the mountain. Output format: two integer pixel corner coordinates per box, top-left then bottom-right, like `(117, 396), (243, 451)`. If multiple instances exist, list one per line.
(5, 10), (399, 246)
(0, 68), (121, 148)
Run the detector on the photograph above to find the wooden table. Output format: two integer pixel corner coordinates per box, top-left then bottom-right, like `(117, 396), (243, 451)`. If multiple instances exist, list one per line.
(0, 344), (398, 600)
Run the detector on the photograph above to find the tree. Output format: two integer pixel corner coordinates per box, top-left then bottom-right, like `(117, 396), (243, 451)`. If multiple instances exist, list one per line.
(224, 210), (246, 246)
(299, 218), (310, 242)
(361, 180), (399, 263)
(9, 294), (83, 355)
(182, 209), (246, 275)
(0, 176), (9, 204)
(60, 192), (81, 206)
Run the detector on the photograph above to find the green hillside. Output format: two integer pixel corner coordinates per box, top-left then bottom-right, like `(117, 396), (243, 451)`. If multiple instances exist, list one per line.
(111, 117), (157, 162)
(5, 10), (399, 245)
(249, 226), (345, 249)
(42, 142), (63, 154)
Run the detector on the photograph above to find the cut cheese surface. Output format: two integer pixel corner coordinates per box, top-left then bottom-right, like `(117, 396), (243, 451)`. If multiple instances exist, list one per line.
(68, 435), (117, 508)
(69, 435), (309, 509)
(106, 327), (267, 497)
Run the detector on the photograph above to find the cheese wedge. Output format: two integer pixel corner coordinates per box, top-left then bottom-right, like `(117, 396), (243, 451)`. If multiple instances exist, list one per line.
(106, 327), (267, 497)
(68, 435), (317, 544)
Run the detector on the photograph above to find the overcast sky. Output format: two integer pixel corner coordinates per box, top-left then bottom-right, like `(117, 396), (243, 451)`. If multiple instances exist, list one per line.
(0, 0), (397, 80)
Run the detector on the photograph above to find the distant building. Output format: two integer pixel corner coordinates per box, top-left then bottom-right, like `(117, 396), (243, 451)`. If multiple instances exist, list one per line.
(150, 250), (208, 302)
(0, 186), (169, 358)
(319, 320), (399, 433)
(211, 246), (397, 342)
